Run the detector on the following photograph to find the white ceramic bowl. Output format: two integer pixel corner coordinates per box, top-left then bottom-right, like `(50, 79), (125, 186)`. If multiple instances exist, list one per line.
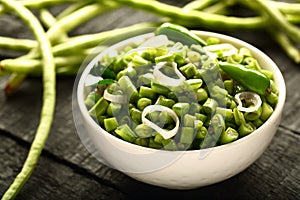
(73, 31), (286, 189)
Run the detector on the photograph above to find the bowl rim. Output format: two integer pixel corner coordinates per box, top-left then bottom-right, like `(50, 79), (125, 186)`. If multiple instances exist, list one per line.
(76, 30), (286, 154)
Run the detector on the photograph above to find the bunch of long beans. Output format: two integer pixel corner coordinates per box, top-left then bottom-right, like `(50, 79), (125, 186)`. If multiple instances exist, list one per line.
(0, 0), (299, 199)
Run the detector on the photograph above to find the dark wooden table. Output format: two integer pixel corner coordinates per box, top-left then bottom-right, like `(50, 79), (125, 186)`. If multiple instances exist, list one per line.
(0, 1), (299, 199)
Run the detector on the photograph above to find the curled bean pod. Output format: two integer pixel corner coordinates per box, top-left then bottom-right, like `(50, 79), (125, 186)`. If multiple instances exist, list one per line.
(0, 0), (55, 199)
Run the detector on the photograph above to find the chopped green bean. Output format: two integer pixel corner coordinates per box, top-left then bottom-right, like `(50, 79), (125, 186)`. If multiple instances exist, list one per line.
(118, 76), (139, 102)
(135, 138), (149, 147)
(115, 124), (137, 143)
(151, 81), (170, 96)
(135, 124), (154, 138)
(162, 139), (177, 150)
(211, 113), (226, 136)
(154, 133), (165, 144)
(146, 111), (160, 123)
(216, 107), (234, 122)
(158, 110), (174, 125)
(149, 137), (163, 149)
(184, 114), (197, 127)
(172, 102), (190, 117)
(119, 115), (132, 127)
(260, 101), (274, 122)
(139, 86), (156, 99)
(179, 63), (198, 78)
(195, 125), (208, 139)
(252, 118), (264, 128)
(117, 66), (137, 80)
(89, 97), (109, 119)
(196, 88), (208, 103)
(244, 106), (262, 121)
(195, 113), (207, 123)
(130, 108), (142, 125)
(211, 85), (228, 101)
(106, 103), (122, 117)
(85, 90), (100, 108)
(238, 122), (256, 137)
(179, 127), (195, 144)
(201, 98), (218, 115)
(137, 97), (152, 110)
(243, 57), (261, 70)
(224, 79), (233, 95)
(155, 53), (174, 63)
(185, 78), (203, 90)
(189, 102), (201, 114)
(266, 92), (278, 107)
(155, 95), (175, 108)
(187, 50), (201, 63)
(233, 107), (246, 126)
(104, 117), (119, 132)
(219, 127), (239, 144)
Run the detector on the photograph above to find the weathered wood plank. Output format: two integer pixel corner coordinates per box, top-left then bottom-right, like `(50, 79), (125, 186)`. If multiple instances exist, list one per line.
(280, 67), (300, 132)
(0, 133), (125, 199)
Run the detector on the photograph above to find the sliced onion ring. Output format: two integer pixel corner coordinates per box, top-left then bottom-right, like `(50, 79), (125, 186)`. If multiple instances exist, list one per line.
(235, 92), (262, 113)
(139, 35), (169, 48)
(85, 74), (102, 87)
(103, 89), (127, 104)
(153, 61), (186, 87)
(203, 43), (238, 57)
(141, 105), (179, 140)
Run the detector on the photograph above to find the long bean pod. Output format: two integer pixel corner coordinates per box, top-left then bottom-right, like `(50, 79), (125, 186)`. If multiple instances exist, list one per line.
(56, 1), (94, 20)
(269, 30), (300, 64)
(39, 8), (57, 29)
(112, 0), (265, 30)
(46, 2), (118, 45)
(52, 22), (158, 56)
(2, 1), (119, 93)
(39, 9), (68, 41)
(0, 0), (77, 14)
(236, 0), (300, 24)
(252, 0), (300, 43)
(4, 73), (27, 95)
(0, 36), (36, 52)
(1, 54), (87, 74)
(0, 0), (55, 199)
(183, 0), (218, 10)
(201, 1), (230, 15)
(265, 0), (300, 15)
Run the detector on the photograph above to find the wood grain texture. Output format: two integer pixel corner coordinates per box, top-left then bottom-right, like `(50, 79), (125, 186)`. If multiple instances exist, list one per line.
(0, 133), (125, 200)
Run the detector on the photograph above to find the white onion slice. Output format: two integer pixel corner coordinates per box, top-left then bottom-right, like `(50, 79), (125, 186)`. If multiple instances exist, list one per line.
(85, 74), (102, 86)
(203, 43), (238, 57)
(235, 92), (262, 113)
(142, 72), (154, 79)
(126, 35), (169, 56)
(139, 35), (169, 48)
(103, 89), (127, 104)
(153, 61), (186, 86)
(141, 105), (179, 140)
